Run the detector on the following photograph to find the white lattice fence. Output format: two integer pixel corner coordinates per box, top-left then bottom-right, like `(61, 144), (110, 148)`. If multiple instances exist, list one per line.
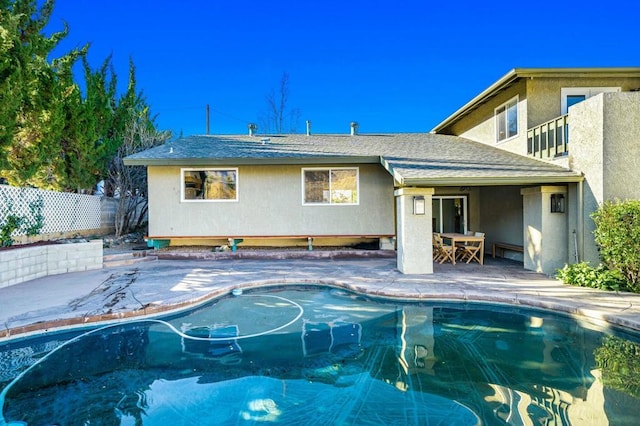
(0, 185), (101, 236)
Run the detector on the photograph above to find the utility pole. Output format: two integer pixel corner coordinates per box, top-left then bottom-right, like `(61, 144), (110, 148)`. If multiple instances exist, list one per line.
(206, 104), (210, 135)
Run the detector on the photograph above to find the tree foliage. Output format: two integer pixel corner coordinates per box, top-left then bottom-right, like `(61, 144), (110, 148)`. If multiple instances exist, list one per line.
(109, 108), (169, 237)
(0, 0), (166, 193)
(0, 0), (73, 188)
(106, 62), (170, 236)
(592, 200), (640, 290)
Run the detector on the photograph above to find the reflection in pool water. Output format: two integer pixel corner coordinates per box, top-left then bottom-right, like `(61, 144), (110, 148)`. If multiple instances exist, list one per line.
(1, 286), (640, 425)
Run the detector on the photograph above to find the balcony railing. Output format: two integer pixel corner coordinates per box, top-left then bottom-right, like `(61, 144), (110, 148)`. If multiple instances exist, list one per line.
(527, 114), (569, 159)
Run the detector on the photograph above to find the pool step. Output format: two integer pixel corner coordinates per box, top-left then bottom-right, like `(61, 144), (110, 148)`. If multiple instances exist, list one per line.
(103, 250), (158, 268)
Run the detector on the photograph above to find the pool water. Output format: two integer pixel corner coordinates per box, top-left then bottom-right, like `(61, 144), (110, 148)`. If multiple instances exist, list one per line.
(1, 286), (640, 425)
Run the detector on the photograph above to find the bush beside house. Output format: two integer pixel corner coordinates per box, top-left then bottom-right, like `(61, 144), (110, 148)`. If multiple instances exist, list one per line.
(557, 200), (640, 293)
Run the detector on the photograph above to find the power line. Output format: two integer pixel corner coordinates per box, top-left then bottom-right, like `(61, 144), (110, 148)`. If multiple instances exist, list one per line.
(209, 106), (252, 125)
(153, 105), (202, 112)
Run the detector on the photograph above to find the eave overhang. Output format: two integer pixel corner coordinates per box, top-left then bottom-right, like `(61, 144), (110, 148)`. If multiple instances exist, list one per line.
(397, 175), (584, 187)
(431, 67), (640, 134)
(379, 156), (582, 187)
(123, 155), (381, 167)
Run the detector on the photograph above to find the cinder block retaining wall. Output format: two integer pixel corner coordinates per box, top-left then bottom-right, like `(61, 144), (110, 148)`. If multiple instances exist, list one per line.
(0, 240), (103, 288)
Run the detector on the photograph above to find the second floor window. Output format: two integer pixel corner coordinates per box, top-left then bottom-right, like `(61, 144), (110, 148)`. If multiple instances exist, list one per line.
(495, 96), (518, 142)
(560, 87), (620, 114)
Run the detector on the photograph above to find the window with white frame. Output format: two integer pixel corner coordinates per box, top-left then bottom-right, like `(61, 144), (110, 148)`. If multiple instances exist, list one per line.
(560, 87), (620, 114)
(495, 96), (518, 142)
(302, 168), (359, 205)
(432, 196), (467, 234)
(182, 168), (238, 201)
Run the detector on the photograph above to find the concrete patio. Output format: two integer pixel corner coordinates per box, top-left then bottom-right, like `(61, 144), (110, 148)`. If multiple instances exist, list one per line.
(2, 254), (640, 340)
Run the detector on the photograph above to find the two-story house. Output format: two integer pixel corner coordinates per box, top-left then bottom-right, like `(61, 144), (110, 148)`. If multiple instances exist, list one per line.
(432, 67), (640, 273)
(125, 67), (640, 276)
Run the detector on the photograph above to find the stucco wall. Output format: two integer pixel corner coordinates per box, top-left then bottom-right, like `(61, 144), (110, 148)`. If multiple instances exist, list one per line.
(570, 92), (640, 264)
(566, 95), (603, 264)
(521, 186), (568, 274)
(395, 188), (435, 274)
(439, 76), (640, 159)
(602, 92), (640, 200)
(566, 183), (580, 264)
(478, 186), (524, 260)
(147, 163), (395, 238)
(448, 81), (528, 156)
(526, 77), (640, 127)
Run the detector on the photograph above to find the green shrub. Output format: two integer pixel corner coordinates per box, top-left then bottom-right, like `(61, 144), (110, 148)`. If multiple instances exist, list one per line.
(592, 200), (640, 291)
(556, 262), (628, 292)
(0, 193), (44, 247)
(0, 213), (23, 247)
(23, 198), (45, 237)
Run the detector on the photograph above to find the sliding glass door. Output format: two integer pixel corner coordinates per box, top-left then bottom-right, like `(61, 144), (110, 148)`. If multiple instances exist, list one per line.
(432, 196), (467, 234)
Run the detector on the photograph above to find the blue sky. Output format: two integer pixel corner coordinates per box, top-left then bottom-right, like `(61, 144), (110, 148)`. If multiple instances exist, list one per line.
(47, 0), (639, 138)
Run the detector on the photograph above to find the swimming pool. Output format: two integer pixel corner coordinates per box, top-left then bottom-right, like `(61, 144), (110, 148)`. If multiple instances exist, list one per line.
(1, 285), (640, 425)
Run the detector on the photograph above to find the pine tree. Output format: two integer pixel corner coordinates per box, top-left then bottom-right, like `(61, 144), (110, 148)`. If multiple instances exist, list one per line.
(55, 45), (96, 191)
(0, 0), (75, 189)
(1, 0), (169, 194)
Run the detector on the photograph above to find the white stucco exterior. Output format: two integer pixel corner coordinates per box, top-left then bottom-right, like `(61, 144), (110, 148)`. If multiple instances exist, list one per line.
(569, 92), (640, 264)
(395, 187), (435, 274)
(147, 163), (395, 240)
(521, 186), (569, 274)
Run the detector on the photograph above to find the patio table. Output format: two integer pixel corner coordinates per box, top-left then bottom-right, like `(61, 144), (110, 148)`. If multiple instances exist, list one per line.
(439, 233), (485, 265)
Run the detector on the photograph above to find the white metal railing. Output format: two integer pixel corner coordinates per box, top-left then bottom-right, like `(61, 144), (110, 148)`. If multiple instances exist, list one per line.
(0, 185), (102, 236)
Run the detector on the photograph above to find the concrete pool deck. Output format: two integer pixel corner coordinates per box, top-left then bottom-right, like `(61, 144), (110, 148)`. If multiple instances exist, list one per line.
(2, 254), (640, 340)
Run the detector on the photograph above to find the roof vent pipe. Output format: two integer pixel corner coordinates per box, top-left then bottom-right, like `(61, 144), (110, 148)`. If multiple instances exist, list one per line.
(248, 123), (257, 136)
(350, 121), (359, 136)
(306, 120), (311, 136)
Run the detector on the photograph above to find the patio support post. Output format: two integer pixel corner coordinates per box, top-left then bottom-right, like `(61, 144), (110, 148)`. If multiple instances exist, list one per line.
(394, 187), (435, 274)
(521, 186), (569, 275)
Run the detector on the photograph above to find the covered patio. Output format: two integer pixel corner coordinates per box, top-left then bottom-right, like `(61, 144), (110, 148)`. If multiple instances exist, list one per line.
(393, 181), (581, 276)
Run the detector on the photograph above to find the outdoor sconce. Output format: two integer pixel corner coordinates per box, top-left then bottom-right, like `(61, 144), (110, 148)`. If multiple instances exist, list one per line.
(413, 196), (426, 215)
(550, 193), (565, 213)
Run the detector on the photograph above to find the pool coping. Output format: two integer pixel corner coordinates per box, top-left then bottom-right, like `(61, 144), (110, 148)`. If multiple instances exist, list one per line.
(0, 253), (640, 342)
(2, 255), (640, 342)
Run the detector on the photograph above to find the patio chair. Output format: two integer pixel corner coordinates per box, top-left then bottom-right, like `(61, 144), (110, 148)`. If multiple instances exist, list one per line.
(432, 233), (445, 262)
(459, 232), (484, 264)
(455, 231), (474, 260)
(433, 233), (455, 264)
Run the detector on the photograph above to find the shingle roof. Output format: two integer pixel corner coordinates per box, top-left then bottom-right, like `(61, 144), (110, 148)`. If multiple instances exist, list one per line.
(124, 133), (582, 186)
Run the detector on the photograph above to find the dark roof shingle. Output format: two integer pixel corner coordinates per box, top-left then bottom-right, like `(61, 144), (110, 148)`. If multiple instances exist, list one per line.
(124, 133), (582, 186)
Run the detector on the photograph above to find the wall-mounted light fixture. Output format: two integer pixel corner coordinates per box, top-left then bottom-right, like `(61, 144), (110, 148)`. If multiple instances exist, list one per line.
(550, 193), (565, 213)
(413, 196), (426, 215)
